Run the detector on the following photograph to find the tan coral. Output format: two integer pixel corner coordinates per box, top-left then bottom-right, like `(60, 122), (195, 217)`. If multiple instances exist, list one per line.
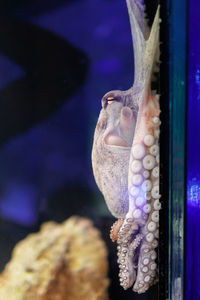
(0, 216), (109, 300)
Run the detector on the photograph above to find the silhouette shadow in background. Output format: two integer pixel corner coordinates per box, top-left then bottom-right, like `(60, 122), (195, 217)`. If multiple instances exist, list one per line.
(0, 16), (88, 143)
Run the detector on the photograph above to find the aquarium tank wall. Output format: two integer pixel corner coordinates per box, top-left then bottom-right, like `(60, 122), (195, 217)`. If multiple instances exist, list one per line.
(0, 0), (199, 299)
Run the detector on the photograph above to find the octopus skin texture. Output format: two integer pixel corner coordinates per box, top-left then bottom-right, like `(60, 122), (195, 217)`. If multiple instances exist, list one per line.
(92, 0), (161, 294)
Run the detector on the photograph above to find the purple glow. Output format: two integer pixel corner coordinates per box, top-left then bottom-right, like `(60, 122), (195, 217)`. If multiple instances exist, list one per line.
(93, 57), (122, 74)
(187, 178), (200, 208)
(0, 183), (38, 226)
(186, 0), (200, 298)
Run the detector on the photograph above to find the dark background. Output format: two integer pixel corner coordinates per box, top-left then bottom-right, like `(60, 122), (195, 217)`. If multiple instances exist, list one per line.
(0, 0), (161, 299)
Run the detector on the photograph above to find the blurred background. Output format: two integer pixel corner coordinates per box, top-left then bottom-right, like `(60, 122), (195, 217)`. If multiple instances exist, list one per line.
(0, 0), (158, 299)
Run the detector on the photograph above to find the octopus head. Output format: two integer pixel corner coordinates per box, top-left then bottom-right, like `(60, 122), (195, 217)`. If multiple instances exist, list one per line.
(91, 88), (139, 218)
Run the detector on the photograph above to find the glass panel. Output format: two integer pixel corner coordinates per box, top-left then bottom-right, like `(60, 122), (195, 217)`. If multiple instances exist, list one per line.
(166, 0), (187, 299)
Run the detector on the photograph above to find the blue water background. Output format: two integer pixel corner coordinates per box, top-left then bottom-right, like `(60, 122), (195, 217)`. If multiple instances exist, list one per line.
(0, 0), (133, 226)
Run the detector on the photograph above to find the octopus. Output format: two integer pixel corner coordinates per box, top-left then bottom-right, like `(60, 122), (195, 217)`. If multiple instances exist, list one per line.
(92, 0), (161, 294)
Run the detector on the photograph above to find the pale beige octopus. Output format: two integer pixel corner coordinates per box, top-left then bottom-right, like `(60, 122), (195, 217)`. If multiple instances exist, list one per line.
(92, 0), (161, 294)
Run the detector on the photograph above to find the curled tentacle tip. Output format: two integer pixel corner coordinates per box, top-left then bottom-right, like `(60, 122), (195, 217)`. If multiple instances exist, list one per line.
(110, 219), (124, 242)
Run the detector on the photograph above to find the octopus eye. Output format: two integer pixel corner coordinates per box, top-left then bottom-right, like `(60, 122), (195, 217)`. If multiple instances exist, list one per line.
(101, 95), (121, 108)
(106, 96), (116, 103)
(106, 96), (121, 106)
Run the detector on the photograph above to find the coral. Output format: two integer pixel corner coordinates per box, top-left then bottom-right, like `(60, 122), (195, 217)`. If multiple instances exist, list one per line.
(0, 216), (109, 300)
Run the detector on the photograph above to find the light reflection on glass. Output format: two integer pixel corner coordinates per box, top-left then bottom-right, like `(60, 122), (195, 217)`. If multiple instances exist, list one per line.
(188, 179), (200, 208)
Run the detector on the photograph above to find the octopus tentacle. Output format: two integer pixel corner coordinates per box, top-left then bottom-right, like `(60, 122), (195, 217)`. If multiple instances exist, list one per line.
(117, 218), (139, 240)
(117, 231), (144, 290)
(116, 91), (161, 292)
(133, 245), (158, 293)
